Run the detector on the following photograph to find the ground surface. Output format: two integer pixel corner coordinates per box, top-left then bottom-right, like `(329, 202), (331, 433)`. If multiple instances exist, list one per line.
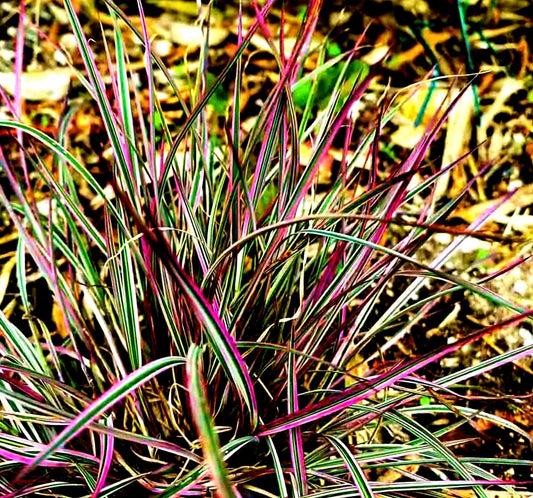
(0, 0), (532, 491)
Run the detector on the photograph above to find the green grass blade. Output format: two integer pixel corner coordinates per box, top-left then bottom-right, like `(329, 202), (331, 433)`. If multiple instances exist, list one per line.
(186, 344), (237, 498)
(326, 436), (374, 498)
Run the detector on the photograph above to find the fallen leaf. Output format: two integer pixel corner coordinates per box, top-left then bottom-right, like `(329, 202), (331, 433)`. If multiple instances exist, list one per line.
(437, 87), (475, 199)
(453, 183), (533, 224)
(0, 68), (72, 102)
(391, 82), (452, 149)
(0, 254), (16, 307)
(157, 16), (229, 47)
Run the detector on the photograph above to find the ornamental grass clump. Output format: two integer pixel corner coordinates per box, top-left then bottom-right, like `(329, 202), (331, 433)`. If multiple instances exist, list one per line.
(0, 0), (531, 496)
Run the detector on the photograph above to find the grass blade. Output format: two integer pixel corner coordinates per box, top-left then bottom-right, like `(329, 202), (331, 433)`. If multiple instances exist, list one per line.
(187, 344), (237, 498)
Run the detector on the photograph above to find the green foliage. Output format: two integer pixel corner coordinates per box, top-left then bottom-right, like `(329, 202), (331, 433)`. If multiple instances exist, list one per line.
(292, 43), (369, 112)
(207, 72), (230, 115)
